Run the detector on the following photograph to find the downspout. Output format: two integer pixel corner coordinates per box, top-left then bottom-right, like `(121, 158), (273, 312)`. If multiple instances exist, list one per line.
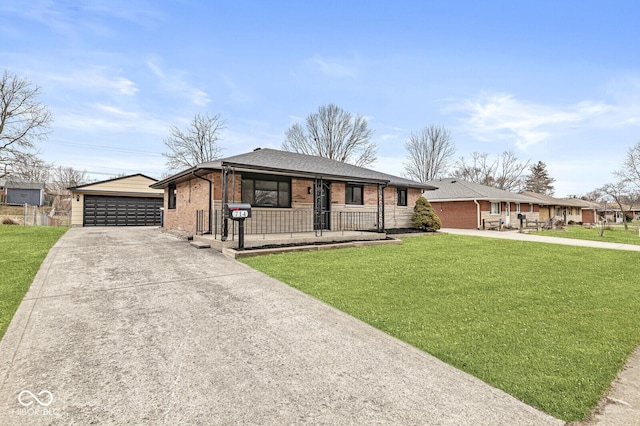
(381, 184), (387, 232)
(192, 171), (213, 234)
(474, 199), (481, 229)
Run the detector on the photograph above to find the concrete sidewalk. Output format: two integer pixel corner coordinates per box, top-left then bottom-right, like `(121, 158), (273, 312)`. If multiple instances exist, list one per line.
(440, 227), (640, 251)
(0, 227), (561, 425)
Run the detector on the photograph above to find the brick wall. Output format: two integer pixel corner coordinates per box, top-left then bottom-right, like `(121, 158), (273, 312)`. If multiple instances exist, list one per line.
(162, 172), (425, 233)
(163, 172), (218, 234)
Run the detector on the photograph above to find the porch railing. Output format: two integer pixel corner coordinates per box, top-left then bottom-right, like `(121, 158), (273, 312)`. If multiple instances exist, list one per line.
(197, 209), (381, 238)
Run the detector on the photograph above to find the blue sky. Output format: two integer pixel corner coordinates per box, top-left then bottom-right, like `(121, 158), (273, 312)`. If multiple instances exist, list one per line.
(1, 1), (639, 196)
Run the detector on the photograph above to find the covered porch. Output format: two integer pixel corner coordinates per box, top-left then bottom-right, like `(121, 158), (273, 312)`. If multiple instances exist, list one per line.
(193, 207), (390, 253)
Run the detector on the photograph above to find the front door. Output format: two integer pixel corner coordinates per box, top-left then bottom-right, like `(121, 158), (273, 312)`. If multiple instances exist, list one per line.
(314, 180), (331, 230)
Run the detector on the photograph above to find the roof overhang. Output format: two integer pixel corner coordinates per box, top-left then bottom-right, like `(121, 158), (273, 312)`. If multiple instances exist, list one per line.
(71, 189), (163, 198)
(221, 160), (390, 185)
(151, 162), (432, 190)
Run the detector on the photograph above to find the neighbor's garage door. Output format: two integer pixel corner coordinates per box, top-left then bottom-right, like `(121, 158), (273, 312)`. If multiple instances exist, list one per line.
(83, 195), (163, 226)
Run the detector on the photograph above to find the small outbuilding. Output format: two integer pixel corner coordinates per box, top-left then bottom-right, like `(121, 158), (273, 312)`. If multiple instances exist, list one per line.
(69, 174), (163, 227)
(0, 180), (46, 206)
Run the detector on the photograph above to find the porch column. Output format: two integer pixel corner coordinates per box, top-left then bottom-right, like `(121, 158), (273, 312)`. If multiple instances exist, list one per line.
(221, 167), (229, 241)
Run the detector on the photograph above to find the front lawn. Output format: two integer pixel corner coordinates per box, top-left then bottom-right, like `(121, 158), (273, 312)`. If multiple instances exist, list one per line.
(534, 224), (640, 245)
(241, 235), (640, 422)
(0, 226), (67, 340)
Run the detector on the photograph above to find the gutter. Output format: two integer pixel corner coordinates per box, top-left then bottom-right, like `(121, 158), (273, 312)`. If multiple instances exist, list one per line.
(474, 199), (481, 229)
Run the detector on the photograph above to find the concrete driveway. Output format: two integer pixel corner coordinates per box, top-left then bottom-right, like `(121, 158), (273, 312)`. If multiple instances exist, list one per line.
(0, 227), (561, 425)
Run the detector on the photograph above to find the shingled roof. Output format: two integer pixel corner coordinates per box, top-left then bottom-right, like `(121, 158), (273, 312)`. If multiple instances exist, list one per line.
(424, 178), (541, 203)
(152, 148), (436, 190)
(519, 191), (596, 208)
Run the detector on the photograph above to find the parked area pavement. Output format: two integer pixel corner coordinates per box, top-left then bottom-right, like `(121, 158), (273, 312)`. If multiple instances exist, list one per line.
(0, 227), (562, 425)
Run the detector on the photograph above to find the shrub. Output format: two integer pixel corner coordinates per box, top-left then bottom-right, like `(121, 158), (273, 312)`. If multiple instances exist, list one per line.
(2, 217), (19, 225)
(411, 196), (441, 232)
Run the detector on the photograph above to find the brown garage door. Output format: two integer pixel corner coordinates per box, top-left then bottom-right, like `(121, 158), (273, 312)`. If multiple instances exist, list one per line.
(83, 195), (163, 226)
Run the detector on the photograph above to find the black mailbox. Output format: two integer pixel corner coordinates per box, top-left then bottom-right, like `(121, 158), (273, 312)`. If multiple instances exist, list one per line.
(225, 203), (252, 220)
(517, 213), (526, 220)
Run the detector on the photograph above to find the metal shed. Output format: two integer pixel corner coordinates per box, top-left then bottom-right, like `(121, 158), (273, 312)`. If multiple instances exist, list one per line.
(4, 181), (46, 206)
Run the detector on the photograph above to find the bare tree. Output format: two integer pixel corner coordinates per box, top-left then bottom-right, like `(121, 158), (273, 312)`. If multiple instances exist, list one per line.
(52, 165), (88, 191)
(0, 70), (52, 179)
(600, 180), (638, 231)
(452, 151), (529, 191)
(163, 112), (226, 171)
(282, 104), (376, 167)
(9, 153), (52, 182)
(615, 141), (640, 191)
(50, 166), (88, 211)
(580, 189), (604, 202)
(403, 125), (455, 183)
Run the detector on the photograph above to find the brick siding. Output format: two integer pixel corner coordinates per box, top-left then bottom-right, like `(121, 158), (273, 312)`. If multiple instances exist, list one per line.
(162, 173), (422, 233)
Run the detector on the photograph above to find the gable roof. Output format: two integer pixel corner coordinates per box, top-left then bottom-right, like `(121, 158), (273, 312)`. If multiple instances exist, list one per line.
(69, 173), (158, 191)
(424, 178), (541, 203)
(152, 148), (436, 190)
(1, 180), (46, 190)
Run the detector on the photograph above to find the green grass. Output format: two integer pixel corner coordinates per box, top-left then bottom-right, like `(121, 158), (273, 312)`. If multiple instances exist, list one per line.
(0, 225), (67, 340)
(534, 224), (640, 245)
(241, 235), (640, 422)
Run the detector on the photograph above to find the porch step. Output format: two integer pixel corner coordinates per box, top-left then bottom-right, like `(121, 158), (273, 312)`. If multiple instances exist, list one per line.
(190, 241), (211, 249)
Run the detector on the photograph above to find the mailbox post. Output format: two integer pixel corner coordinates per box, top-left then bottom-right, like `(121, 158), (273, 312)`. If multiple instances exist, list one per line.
(517, 213), (526, 232)
(225, 203), (252, 250)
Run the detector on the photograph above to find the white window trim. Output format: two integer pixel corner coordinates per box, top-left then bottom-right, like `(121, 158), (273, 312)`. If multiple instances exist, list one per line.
(490, 202), (501, 215)
(515, 203), (521, 213)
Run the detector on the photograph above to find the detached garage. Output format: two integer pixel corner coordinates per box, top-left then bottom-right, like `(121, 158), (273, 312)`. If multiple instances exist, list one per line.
(70, 174), (163, 227)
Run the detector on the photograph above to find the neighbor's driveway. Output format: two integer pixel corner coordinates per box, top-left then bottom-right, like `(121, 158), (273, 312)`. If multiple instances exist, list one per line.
(0, 227), (561, 425)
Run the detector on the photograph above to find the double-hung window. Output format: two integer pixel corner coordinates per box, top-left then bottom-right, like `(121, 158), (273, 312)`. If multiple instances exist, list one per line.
(345, 184), (364, 205)
(397, 188), (407, 206)
(168, 184), (177, 209)
(241, 174), (291, 208)
(490, 202), (501, 215)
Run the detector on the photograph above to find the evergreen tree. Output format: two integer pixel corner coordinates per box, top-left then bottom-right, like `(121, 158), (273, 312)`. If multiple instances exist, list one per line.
(411, 196), (442, 231)
(523, 161), (555, 195)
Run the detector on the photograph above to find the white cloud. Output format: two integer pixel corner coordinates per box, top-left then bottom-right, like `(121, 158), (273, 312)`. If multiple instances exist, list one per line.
(54, 105), (167, 135)
(43, 67), (138, 96)
(146, 59), (210, 107)
(308, 54), (359, 78)
(456, 93), (611, 149)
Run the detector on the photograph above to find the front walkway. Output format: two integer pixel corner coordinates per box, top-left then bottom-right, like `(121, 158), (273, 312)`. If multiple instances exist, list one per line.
(0, 227), (560, 425)
(440, 228), (640, 252)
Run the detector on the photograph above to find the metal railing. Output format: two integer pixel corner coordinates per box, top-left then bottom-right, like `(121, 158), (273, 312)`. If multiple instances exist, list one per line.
(199, 209), (381, 238)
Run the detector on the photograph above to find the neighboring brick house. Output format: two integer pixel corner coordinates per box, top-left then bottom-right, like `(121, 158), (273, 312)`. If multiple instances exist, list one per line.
(600, 202), (640, 223)
(423, 178), (542, 229)
(150, 148), (436, 236)
(520, 192), (598, 225)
